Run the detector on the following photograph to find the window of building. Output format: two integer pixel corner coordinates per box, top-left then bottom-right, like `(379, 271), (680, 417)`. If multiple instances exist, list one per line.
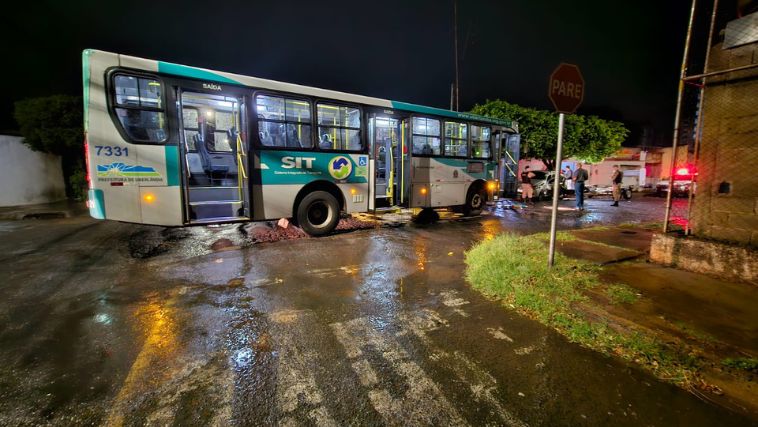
(316, 103), (362, 151)
(256, 94), (313, 148)
(444, 121), (468, 157)
(112, 74), (167, 143)
(471, 125), (491, 159)
(412, 117), (441, 155)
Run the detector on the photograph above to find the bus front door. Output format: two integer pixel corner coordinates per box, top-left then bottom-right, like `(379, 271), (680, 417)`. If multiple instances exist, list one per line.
(179, 91), (250, 223)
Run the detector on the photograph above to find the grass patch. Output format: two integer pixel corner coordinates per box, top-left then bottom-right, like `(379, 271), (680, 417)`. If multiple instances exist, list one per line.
(465, 233), (700, 386)
(605, 284), (639, 304)
(672, 321), (718, 344)
(722, 357), (758, 373)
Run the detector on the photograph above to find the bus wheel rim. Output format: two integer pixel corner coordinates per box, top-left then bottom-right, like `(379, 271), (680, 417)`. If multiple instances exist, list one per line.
(308, 201), (332, 227)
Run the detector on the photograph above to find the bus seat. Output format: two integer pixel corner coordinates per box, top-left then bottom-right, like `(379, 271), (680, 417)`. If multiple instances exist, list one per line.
(259, 130), (274, 146)
(319, 134), (332, 150)
(194, 133), (230, 175)
(186, 153), (204, 175)
(285, 124), (299, 148)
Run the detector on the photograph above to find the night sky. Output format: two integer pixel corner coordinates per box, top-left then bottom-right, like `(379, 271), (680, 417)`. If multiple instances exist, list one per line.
(1, 0), (690, 143)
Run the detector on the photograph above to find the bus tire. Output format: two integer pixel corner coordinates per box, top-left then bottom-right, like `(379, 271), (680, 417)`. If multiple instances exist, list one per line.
(622, 188), (632, 200)
(463, 187), (485, 216)
(296, 191), (340, 236)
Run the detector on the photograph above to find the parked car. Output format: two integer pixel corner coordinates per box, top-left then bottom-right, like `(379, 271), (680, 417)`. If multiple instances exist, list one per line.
(656, 168), (697, 197)
(516, 170), (568, 200)
(586, 184), (632, 200)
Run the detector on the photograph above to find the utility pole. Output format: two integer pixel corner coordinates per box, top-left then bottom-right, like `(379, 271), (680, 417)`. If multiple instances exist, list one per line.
(450, 83), (454, 110)
(453, 0), (459, 111)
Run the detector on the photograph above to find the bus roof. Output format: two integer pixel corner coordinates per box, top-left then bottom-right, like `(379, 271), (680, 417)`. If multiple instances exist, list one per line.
(87, 49), (516, 130)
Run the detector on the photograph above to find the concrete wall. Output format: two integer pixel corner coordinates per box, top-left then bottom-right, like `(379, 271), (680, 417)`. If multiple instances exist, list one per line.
(650, 233), (757, 286)
(689, 39), (758, 247)
(0, 135), (66, 206)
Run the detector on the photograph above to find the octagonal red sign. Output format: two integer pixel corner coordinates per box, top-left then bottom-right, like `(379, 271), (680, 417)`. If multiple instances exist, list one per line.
(548, 63), (584, 114)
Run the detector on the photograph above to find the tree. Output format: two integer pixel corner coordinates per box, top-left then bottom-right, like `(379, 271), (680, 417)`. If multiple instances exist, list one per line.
(14, 95), (85, 199)
(471, 100), (629, 170)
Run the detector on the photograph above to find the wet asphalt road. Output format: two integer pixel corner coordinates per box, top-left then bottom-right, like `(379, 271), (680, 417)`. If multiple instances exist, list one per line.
(0, 197), (752, 426)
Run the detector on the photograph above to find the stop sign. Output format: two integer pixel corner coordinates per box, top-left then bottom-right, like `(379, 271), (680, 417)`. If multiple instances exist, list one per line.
(548, 63), (584, 114)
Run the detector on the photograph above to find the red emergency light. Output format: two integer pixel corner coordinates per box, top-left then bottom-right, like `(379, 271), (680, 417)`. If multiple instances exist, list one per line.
(676, 167), (691, 176)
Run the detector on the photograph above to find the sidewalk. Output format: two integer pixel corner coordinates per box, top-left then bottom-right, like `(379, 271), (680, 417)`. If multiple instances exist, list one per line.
(0, 200), (87, 220)
(555, 224), (758, 418)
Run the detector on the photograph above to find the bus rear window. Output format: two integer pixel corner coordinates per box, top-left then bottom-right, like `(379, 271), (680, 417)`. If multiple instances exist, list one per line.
(112, 74), (167, 143)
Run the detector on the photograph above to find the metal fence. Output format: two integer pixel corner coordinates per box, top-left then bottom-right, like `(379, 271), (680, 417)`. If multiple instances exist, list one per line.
(663, 0), (758, 244)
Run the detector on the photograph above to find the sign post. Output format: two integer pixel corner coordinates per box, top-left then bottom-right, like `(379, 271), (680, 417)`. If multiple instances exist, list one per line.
(547, 63), (584, 268)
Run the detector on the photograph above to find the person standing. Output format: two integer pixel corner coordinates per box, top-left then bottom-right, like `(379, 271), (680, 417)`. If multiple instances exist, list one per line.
(573, 163), (589, 211)
(610, 164), (624, 207)
(520, 166), (536, 204)
(563, 165), (574, 191)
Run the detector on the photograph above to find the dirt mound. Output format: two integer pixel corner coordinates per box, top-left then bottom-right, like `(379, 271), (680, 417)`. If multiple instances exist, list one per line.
(242, 217), (378, 243)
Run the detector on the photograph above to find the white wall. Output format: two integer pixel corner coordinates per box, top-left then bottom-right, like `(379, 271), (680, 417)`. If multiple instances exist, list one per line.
(587, 161), (646, 188)
(0, 135), (66, 206)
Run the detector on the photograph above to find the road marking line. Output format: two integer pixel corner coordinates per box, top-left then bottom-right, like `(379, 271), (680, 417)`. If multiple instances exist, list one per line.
(352, 359), (378, 387)
(401, 312), (527, 427)
(271, 310), (337, 424)
(439, 290), (470, 307)
(487, 327), (515, 342)
(514, 345), (536, 355)
(104, 299), (180, 427)
(332, 317), (467, 426)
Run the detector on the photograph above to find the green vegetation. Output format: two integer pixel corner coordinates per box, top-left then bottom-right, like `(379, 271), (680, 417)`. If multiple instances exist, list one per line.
(605, 284), (639, 305)
(672, 321), (718, 344)
(470, 100), (628, 169)
(14, 95), (85, 200)
(465, 233), (699, 385)
(722, 357), (758, 373)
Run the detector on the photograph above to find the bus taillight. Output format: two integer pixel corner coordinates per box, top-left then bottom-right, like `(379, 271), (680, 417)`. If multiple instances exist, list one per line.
(83, 133), (92, 187)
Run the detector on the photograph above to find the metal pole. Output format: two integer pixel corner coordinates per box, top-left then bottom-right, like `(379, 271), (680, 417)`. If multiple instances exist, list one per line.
(453, 0), (459, 111)
(686, 0), (718, 235)
(548, 113), (565, 268)
(663, 0), (698, 233)
(450, 83), (454, 111)
(682, 63), (758, 81)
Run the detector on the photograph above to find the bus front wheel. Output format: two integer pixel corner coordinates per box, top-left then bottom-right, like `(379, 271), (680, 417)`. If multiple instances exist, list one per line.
(463, 187), (485, 216)
(296, 191), (340, 236)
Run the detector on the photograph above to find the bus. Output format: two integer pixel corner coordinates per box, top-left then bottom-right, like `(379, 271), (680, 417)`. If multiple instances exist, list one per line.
(82, 49), (520, 235)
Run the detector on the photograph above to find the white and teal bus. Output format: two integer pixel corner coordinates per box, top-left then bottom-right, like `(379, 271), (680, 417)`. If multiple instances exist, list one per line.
(83, 49), (519, 235)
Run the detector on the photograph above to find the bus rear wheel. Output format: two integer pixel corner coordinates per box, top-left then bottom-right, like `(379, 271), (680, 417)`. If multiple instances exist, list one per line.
(296, 191), (340, 236)
(463, 187), (485, 216)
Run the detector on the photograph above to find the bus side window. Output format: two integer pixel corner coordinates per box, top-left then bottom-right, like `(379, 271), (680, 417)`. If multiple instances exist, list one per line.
(112, 74), (168, 143)
(256, 95), (312, 148)
(316, 103), (362, 151)
(411, 117), (441, 156)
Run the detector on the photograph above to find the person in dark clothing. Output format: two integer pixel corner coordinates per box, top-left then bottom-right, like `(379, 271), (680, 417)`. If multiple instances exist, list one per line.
(520, 165), (536, 204)
(611, 164), (624, 207)
(573, 163), (589, 210)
